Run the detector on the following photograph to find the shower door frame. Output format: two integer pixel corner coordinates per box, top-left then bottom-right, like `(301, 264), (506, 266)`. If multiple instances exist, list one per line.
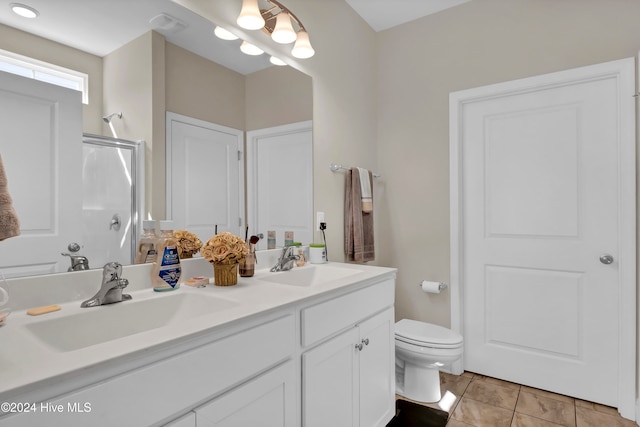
(82, 134), (144, 265)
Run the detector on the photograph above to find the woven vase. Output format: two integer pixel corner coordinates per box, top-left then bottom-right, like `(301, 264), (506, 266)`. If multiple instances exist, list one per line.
(213, 262), (238, 286)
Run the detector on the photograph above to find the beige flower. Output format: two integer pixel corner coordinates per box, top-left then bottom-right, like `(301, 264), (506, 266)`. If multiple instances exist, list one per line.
(202, 232), (248, 264)
(173, 230), (202, 257)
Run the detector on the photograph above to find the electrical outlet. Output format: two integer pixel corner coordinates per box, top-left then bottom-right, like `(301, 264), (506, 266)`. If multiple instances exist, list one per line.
(316, 211), (325, 230)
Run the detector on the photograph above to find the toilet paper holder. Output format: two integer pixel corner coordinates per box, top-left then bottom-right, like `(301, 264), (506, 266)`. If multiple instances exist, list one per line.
(418, 281), (448, 292)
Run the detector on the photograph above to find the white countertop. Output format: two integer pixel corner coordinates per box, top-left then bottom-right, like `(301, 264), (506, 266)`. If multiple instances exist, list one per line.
(0, 258), (396, 403)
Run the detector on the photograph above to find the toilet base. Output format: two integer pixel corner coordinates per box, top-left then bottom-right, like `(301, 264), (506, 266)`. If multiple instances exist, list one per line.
(398, 363), (441, 403)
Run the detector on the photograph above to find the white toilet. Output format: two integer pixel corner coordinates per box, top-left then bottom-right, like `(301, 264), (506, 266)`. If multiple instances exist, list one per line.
(395, 319), (464, 403)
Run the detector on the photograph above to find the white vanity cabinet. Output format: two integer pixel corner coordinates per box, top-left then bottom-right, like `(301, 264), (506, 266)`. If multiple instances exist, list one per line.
(301, 279), (395, 427)
(0, 265), (396, 427)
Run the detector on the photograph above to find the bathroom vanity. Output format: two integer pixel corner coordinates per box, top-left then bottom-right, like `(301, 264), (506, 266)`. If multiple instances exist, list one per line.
(0, 259), (396, 426)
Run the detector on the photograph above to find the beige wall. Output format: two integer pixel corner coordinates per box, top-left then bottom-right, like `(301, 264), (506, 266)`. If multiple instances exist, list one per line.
(165, 42), (245, 131)
(0, 23), (103, 134)
(245, 66), (312, 131)
(103, 31), (165, 219)
(376, 0), (640, 327)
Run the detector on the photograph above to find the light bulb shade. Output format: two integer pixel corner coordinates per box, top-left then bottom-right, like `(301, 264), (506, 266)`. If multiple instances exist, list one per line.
(271, 12), (296, 44)
(291, 30), (315, 59)
(270, 56), (287, 66)
(237, 0), (265, 30)
(240, 41), (264, 56)
(214, 26), (239, 40)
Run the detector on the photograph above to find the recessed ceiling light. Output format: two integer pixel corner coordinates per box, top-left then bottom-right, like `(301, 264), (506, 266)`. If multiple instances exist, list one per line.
(10, 3), (39, 18)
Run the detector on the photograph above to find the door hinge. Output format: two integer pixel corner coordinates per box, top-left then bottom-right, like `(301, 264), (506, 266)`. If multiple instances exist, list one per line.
(238, 150), (242, 161)
(239, 217), (242, 227)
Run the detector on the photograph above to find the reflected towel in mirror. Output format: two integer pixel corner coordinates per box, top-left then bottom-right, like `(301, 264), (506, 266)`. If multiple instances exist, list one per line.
(0, 153), (20, 241)
(357, 167), (373, 213)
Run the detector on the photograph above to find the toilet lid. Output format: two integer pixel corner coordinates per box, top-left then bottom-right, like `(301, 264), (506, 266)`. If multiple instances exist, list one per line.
(395, 319), (463, 347)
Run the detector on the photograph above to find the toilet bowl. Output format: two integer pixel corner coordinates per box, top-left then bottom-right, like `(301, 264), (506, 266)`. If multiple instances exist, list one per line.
(395, 319), (463, 403)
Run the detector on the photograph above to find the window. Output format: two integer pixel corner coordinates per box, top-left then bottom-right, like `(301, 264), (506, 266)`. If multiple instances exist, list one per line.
(0, 48), (88, 104)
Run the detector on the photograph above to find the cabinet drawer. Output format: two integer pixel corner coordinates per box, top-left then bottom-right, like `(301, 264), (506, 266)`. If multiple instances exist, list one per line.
(301, 279), (394, 347)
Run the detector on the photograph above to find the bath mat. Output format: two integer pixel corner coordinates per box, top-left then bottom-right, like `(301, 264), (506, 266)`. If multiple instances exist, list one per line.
(385, 399), (449, 427)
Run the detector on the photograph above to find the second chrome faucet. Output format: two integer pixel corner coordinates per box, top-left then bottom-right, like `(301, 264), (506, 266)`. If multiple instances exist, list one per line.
(81, 262), (132, 308)
(270, 246), (300, 272)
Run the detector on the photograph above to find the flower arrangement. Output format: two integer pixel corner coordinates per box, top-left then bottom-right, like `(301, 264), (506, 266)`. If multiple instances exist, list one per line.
(201, 231), (248, 265)
(173, 230), (202, 258)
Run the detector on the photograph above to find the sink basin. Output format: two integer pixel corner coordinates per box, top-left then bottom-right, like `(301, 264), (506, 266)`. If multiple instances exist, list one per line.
(261, 265), (361, 286)
(23, 292), (237, 352)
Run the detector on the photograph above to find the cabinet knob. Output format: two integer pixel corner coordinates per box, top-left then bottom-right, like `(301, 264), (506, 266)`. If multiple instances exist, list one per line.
(362, 338), (369, 346)
(355, 343), (363, 351)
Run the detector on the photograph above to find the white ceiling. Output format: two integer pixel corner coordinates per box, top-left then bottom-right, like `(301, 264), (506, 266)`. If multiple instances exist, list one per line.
(0, 0), (470, 75)
(345, 0), (471, 32)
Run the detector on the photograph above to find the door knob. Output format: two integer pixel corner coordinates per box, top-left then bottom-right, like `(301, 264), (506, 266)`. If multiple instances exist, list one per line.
(600, 254), (614, 265)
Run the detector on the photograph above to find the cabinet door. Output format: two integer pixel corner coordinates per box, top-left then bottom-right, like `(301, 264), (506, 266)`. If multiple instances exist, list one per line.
(358, 308), (395, 427)
(196, 361), (296, 427)
(302, 328), (359, 427)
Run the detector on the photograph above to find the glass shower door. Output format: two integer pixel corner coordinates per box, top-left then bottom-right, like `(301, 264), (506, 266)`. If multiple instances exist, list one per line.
(81, 135), (140, 269)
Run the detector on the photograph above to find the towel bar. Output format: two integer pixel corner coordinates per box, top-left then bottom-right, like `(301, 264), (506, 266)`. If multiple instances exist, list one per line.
(330, 163), (381, 178)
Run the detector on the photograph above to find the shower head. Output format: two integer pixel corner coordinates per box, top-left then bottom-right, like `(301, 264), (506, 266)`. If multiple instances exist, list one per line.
(103, 112), (122, 124)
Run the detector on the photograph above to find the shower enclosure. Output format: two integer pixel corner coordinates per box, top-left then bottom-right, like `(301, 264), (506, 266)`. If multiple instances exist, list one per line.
(81, 134), (143, 269)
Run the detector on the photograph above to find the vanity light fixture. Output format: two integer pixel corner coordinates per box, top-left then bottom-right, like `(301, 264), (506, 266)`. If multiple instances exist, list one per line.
(10, 3), (39, 18)
(214, 26), (239, 40)
(269, 56), (286, 66)
(271, 12), (296, 44)
(240, 40), (264, 56)
(237, 0), (265, 30)
(236, 0), (314, 59)
(291, 30), (314, 59)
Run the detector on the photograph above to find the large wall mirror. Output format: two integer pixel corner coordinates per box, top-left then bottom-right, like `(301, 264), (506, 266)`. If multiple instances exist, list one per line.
(0, 0), (313, 278)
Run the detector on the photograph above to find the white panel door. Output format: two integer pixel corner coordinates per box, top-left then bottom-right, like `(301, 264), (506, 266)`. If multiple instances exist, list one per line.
(247, 121), (313, 249)
(451, 58), (635, 412)
(0, 71), (82, 277)
(167, 113), (243, 242)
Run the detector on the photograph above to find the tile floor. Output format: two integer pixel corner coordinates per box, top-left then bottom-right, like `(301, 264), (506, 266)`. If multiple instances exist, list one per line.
(397, 371), (637, 427)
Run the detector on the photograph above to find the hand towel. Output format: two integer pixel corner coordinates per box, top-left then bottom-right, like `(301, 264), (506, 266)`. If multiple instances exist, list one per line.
(0, 154), (20, 241)
(345, 168), (374, 262)
(357, 167), (373, 213)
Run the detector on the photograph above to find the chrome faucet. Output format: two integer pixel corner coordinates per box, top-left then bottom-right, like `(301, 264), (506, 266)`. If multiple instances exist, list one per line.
(81, 262), (132, 308)
(270, 246), (300, 272)
(61, 253), (90, 272)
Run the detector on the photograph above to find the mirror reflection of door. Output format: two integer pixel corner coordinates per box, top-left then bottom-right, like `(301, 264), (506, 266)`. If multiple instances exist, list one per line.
(247, 121), (313, 250)
(166, 113), (244, 243)
(0, 71), (82, 278)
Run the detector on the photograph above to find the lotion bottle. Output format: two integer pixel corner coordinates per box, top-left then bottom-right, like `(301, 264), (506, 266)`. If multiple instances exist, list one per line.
(151, 220), (181, 291)
(135, 220), (158, 264)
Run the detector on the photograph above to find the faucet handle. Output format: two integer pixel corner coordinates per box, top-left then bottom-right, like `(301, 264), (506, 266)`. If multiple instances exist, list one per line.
(102, 262), (123, 280)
